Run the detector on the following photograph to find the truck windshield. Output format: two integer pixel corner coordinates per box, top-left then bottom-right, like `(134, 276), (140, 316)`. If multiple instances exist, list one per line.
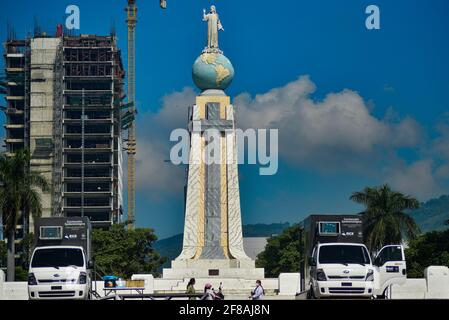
(31, 248), (84, 268)
(319, 245), (370, 265)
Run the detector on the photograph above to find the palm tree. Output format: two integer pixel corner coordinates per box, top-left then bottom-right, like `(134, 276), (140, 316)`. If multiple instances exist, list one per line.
(0, 150), (49, 281)
(350, 184), (420, 252)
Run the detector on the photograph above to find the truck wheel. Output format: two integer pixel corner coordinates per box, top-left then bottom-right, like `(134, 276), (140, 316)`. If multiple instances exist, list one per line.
(307, 287), (317, 300)
(374, 288), (387, 300)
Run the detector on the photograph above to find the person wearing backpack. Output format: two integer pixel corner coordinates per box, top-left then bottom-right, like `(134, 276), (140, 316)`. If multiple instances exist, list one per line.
(250, 280), (265, 300)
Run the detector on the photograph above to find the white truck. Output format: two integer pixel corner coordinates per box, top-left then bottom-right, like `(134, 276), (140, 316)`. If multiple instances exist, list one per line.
(300, 215), (407, 299)
(27, 217), (93, 300)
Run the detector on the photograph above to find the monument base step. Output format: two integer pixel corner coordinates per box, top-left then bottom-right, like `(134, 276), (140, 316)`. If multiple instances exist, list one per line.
(163, 259), (264, 279)
(170, 259), (256, 269)
(155, 277), (279, 296)
(163, 267), (265, 279)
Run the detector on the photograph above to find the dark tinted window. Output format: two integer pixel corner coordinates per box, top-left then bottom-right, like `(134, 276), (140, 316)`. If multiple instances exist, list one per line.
(31, 248), (84, 268)
(319, 245), (370, 264)
(375, 246), (403, 266)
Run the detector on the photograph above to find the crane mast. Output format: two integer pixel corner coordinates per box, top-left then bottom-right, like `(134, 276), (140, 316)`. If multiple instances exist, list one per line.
(126, 0), (137, 229)
(125, 0), (166, 229)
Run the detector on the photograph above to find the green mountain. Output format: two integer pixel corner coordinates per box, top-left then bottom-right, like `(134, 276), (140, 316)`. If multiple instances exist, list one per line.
(409, 195), (449, 233)
(154, 223), (290, 269)
(154, 233), (184, 269)
(153, 195), (449, 270)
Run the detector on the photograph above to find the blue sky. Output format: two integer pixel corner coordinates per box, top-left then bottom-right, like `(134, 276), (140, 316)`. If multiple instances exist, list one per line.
(1, 0), (448, 239)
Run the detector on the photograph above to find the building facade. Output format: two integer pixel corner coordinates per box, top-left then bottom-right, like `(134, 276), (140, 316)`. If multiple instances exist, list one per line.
(2, 34), (125, 232)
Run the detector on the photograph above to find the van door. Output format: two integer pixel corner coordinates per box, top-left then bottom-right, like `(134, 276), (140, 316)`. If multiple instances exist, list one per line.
(373, 245), (407, 297)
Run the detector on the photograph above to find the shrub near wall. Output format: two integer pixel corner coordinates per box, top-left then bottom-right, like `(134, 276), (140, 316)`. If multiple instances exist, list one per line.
(406, 229), (449, 278)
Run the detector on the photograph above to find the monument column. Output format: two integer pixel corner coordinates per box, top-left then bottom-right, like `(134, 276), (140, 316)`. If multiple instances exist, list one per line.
(163, 6), (264, 279)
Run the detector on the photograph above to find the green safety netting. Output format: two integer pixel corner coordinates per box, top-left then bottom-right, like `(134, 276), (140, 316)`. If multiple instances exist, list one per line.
(120, 102), (134, 110)
(121, 110), (135, 130)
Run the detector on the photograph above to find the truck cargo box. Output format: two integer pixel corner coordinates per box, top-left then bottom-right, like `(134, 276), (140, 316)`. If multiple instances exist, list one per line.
(34, 217), (92, 260)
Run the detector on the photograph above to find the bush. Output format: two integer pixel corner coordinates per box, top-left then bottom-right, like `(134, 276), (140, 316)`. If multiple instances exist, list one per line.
(405, 229), (449, 278)
(92, 223), (166, 279)
(256, 224), (303, 278)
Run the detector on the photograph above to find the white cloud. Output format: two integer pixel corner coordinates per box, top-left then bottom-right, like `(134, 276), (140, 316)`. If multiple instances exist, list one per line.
(234, 75), (423, 173)
(129, 76), (447, 201)
(436, 164), (449, 180)
(433, 120), (449, 160)
(432, 119), (449, 182)
(133, 87), (196, 198)
(386, 160), (443, 200)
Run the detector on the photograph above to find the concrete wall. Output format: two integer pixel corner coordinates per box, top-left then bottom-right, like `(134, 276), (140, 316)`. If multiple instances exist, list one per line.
(2, 282), (28, 300)
(29, 37), (62, 224)
(390, 279), (427, 299)
(424, 266), (449, 299)
(390, 266), (449, 299)
(278, 273), (301, 296)
(2, 267), (448, 300)
(0, 270), (4, 300)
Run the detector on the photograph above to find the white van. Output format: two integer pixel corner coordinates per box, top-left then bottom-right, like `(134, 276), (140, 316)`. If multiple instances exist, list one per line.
(28, 246), (92, 300)
(307, 243), (406, 299)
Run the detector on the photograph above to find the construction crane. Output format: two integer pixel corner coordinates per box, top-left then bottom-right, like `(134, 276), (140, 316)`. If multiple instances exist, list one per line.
(125, 0), (166, 229)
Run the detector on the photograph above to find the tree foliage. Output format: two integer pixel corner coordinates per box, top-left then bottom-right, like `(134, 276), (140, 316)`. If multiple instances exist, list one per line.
(256, 224), (303, 278)
(350, 184), (420, 252)
(0, 150), (49, 281)
(405, 229), (449, 278)
(0, 237), (33, 281)
(92, 223), (166, 279)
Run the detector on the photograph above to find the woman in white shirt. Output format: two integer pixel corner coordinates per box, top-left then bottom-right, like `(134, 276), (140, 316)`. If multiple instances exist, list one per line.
(250, 280), (265, 300)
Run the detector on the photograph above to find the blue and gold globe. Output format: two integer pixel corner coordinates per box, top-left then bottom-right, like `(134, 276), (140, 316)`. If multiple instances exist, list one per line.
(192, 52), (235, 91)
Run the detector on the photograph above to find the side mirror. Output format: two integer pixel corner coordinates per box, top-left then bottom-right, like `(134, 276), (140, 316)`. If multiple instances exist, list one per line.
(87, 260), (94, 269)
(308, 257), (316, 267)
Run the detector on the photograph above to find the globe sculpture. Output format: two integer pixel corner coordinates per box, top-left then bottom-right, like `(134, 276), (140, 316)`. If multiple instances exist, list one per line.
(192, 52), (235, 91)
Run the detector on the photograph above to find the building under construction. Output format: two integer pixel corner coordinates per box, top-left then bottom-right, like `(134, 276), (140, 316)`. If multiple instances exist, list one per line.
(2, 30), (126, 231)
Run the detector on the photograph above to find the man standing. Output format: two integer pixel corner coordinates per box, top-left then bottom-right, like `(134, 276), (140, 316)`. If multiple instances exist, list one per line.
(250, 280), (265, 300)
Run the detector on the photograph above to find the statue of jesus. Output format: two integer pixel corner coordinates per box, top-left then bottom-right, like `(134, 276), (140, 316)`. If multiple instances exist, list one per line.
(203, 5), (224, 50)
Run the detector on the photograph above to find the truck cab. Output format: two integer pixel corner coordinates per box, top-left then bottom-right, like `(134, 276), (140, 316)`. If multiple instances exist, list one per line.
(300, 215), (407, 299)
(28, 246), (92, 300)
(27, 217), (93, 300)
(307, 242), (406, 299)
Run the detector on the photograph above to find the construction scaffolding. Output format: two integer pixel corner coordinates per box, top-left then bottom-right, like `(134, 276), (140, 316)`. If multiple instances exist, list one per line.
(52, 41), (64, 217)
(2, 39), (28, 156)
(1, 37), (30, 248)
(62, 35), (125, 227)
